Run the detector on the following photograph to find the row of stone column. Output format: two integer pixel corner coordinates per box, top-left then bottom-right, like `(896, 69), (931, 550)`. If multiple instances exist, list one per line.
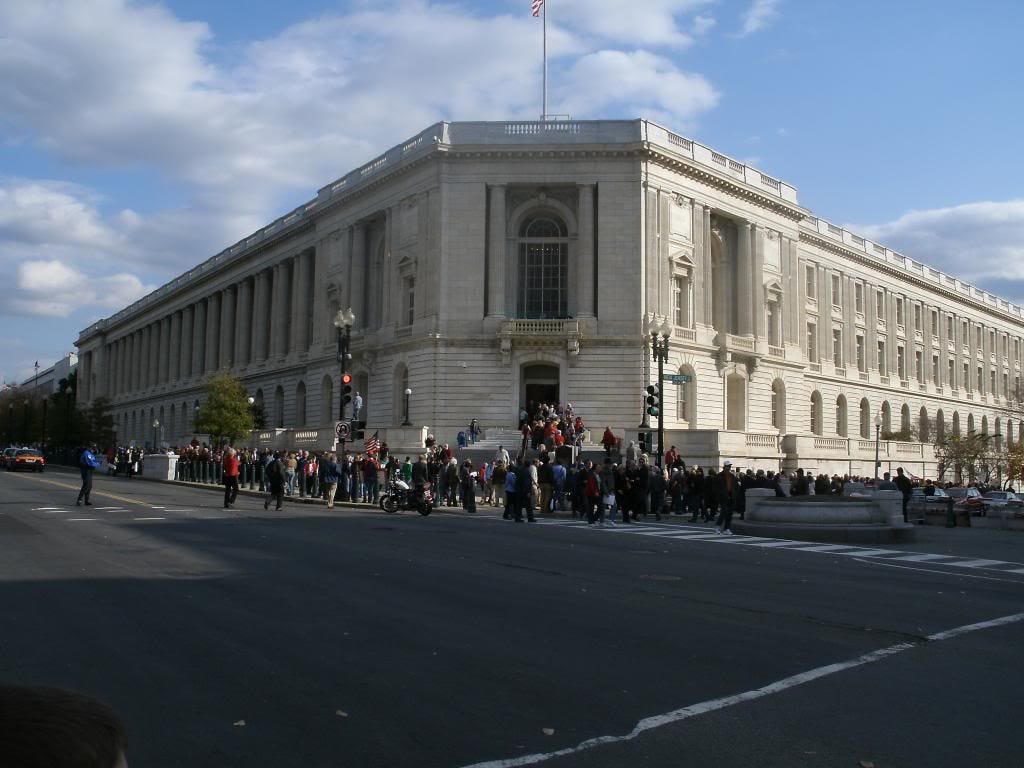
(100, 250), (317, 399)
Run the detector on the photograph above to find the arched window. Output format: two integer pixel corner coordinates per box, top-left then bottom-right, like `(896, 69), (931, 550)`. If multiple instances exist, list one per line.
(860, 398), (871, 439)
(995, 417), (1003, 450)
(952, 411), (961, 437)
(274, 386), (285, 428)
(919, 407), (930, 443)
(881, 401), (891, 434)
(771, 379), (786, 432)
(936, 409), (945, 443)
(169, 404), (176, 440)
(900, 403), (911, 435)
(1007, 419), (1014, 447)
(517, 214), (569, 319)
(981, 415), (989, 436)
(677, 366), (696, 425)
(810, 391), (823, 436)
(321, 375), (334, 425)
(393, 363), (410, 425)
(295, 382), (307, 428)
(967, 413), (975, 434)
(836, 395), (847, 437)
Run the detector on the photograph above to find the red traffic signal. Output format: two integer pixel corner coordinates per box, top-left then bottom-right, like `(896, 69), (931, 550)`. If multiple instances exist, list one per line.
(341, 373), (353, 386)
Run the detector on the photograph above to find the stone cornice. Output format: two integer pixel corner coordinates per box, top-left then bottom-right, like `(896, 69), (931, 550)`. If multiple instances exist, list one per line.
(644, 145), (808, 222)
(800, 232), (1024, 332)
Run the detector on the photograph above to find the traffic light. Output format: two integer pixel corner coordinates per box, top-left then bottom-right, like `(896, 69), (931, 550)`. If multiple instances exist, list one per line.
(342, 373), (353, 408)
(353, 420), (366, 441)
(645, 384), (661, 417)
(638, 433), (649, 454)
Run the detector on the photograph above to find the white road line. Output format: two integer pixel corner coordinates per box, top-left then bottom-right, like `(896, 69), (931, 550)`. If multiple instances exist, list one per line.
(1007, 568), (1024, 575)
(946, 558), (1009, 569)
(66, 518), (97, 522)
(457, 611), (1024, 768)
(742, 541), (809, 548)
(832, 548), (894, 557)
(150, 506), (166, 509)
(853, 558), (1024, 584)
(32, 507), (62, 511)
(788, 544), (860, 553)
(886, 553), (955, 562)
(164, 509), (195, 513)
(657, 533), (723, 540)
(133, 517), (165, 521)
(42, 510), (69, 514)
(709, 536), (778, 544)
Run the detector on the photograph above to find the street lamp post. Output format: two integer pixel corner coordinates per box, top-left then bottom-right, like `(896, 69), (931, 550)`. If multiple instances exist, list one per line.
(873, 412), (882, 482)
(23, 399), (30, 445)
(334, 308), (355, 422)
(152, 419), (160, 452)
(402, 388), (412, 426)
(650, 320), (672, 468)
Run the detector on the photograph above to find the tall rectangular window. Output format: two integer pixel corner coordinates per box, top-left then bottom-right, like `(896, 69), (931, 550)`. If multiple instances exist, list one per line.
(832, 329), (843, 367)
(878, 340), (887, 375)
(854, 282), (864, 314)
(913, 304), (922, 332)
(932, 354), (939, 382)
(931, 309), (938, 337)
(949, 359), (955, 387)
(404, 277), (415, 327)
(831, 274), (841, 307)
(805, 265), (816, 300)
(915, 350), (923, 380)
(896, 297), (905, 327)
(807, 322), (817, 362)
(897, 345), (906, 380)
(977, 365), (984, 391)
(1003, 372), (1009, 396)
(946, 315), (953, 338)
(876, 290), (885, 321)
(671, 276), (690, 328)
(991, 369), (997, 394)
(964, 362), (970, 389)
(856, 335), (865, 371)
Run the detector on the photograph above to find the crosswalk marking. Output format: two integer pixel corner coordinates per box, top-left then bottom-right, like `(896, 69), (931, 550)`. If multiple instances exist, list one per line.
(499, 515), (1024, 574)
(945, 559), (1007, 569)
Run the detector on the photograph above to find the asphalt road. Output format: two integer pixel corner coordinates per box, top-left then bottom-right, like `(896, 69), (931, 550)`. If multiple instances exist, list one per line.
(1, 468), (1022, 767)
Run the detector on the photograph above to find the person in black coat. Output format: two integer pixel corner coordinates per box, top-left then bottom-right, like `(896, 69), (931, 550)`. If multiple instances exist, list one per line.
(263, 453), (286, 510)
(714, 462), (739, 534)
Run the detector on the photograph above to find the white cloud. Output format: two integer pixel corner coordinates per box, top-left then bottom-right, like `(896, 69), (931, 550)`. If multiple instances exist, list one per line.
(693, 14), (717, 36)
(544, 0), (714, 47)
(737, 0), (780, 37)
(0, 0), (725, 323)
(855, 199), (1024, 302)
(12, 259), (154, 317)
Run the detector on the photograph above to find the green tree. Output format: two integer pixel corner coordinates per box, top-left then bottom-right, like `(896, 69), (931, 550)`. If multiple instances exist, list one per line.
(84, 396), (117, 448)
(193, 373), (253, 445)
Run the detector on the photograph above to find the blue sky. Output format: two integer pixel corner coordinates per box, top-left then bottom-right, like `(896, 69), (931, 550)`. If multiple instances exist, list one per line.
(1, 0), (1022, 385)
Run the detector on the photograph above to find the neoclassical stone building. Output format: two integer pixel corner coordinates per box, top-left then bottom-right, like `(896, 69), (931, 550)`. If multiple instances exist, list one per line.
(76, 120), (1024, 476)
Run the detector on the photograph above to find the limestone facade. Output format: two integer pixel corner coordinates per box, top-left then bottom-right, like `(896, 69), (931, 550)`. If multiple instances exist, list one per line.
(75, 120), (1024, 476)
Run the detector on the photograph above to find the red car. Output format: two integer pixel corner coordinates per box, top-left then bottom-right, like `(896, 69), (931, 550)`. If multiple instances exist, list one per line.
(8, 448), (45, 472)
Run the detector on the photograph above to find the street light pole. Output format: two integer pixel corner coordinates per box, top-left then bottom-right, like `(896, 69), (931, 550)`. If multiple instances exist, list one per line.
(334, 308), (355, 422)
(152, 419), (160, 452)
(873, 412), (882, 482)
(402, 388), (412, 426)
(650, 320), (672, 468)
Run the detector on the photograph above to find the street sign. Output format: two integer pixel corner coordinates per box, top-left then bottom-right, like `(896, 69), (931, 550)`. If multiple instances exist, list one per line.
(335, 420), (352, 440)
(663, 374), (692, 384)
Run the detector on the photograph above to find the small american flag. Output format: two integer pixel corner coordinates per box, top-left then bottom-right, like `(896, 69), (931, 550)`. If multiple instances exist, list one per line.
(531, 0), (543, 17)
(364, 431), (380, 457)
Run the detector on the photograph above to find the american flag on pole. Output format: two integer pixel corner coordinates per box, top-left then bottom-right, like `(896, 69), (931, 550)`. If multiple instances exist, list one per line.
(531, 0), (543, 17)
(364, 430), (380, 458)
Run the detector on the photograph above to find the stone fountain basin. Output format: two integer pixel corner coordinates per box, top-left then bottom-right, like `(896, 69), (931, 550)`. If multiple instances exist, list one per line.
(748, 497), (886, 525)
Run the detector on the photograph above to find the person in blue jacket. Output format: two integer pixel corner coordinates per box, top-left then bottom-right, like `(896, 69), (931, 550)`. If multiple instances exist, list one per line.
(76, 445), (102, 506)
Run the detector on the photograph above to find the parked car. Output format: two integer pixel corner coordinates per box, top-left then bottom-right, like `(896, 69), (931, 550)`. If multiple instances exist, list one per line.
(910, 487), (949, 503)
(981, 491), (1024, 512)
(946, 487), (986, 514)
(8, 448), (45, 472)
(2, 446), (21, 469)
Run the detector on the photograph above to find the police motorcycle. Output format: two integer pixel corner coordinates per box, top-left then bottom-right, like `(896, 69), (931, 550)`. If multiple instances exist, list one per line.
(379, 474), (433, 516)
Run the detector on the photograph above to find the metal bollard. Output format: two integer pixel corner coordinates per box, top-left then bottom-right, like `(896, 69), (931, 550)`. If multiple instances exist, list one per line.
(257, 462), (264, 492)
(299, 473), (306, 498)
(945, 497), (956, 528)
(248, 462), (255, 490)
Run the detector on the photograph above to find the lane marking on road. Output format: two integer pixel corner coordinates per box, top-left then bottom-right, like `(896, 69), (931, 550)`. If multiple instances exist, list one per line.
(458, 611), (1024, 768)
(831, 548), (893, 557)
(66, 518), (97, 522)
(787, 544), (860, 553)
(852, 558), (1024, 584)
(5, 473), (154, 508)
(946, 558), (1008, 569)
(741, 540), (809, 548)
(133, 517), (165, 521)
(32, 507), (62, 511)
(886, 553), (955, 562)
(1008, 568), (1024, 575)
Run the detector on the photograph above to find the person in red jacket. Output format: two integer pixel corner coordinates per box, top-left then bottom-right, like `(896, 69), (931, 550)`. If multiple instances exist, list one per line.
(223, 446), (240, 509)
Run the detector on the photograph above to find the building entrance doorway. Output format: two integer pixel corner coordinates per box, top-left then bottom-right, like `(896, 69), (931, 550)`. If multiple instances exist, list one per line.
(522, 363), (560, 416)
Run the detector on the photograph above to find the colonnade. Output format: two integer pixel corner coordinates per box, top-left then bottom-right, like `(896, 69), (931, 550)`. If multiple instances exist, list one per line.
(96, 249), (318, 400)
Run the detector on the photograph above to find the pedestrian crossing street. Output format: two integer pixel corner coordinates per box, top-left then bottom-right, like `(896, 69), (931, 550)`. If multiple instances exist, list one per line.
(524, 517), (1024, 577)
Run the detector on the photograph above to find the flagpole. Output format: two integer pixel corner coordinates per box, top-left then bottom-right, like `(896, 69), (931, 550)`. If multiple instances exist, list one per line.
(542, 0), (547, 120)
